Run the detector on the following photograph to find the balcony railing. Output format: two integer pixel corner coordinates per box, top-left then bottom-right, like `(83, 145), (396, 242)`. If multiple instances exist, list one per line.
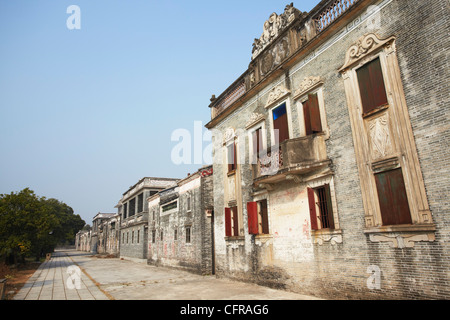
(211, 80), (246, 119)
(253, 134), (330, 183)
(315, 0), (360, 32)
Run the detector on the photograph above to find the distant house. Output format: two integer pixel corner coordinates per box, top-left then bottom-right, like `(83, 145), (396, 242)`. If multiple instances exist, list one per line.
(117, 177), (179, 263)
(91, 213), (116, 254)
(147, 165), (214, 274)
(75, 229), (91, 252)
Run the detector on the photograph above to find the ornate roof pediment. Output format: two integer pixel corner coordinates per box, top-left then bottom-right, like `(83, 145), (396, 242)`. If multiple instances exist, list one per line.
(252, 3), (301, 60)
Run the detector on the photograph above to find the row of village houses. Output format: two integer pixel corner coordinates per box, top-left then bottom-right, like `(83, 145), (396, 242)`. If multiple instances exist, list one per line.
(76, 0), (449, 299)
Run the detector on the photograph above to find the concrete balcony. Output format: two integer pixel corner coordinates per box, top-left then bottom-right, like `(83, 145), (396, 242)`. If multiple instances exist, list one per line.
(252, 133), (330, 185)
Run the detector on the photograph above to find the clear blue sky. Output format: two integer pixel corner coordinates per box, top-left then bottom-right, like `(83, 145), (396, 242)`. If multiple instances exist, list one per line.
(0, 0), (318, 225)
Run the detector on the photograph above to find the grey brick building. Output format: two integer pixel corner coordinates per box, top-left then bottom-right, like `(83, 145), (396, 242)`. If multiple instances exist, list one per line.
(90, 212), (116, 254)
(205, 0), (449, 299)
(117, 177), (178, 263)
(147, 165), (214, 275)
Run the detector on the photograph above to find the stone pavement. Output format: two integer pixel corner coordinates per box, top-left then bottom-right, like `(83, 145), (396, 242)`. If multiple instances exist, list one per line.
(14, 249), (322, 300)
(13, 250), (109, 300)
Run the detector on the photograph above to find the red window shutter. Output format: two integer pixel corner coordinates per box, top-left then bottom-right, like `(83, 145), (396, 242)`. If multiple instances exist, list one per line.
(224, 207), (232, 237)
(307, 188), (319, 230)
(252, 128), (262, 159)
(247, 202), (258, 235)
(259, 199), (269, 234)
(232, 206), (239, 236)
(308, 93), (322, 133)
(303, 100), (312, 135)
(324, 184), (335, 229)
(375, 168), (412, 226)
(273, 113), (289, 144)
(357, 58), (388, 114)
(273, 104), (289, 144)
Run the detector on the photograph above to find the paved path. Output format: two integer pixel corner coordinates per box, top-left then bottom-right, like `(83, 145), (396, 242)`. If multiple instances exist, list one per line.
(14, 249), (322, 300)
(13, 251), (109, 300)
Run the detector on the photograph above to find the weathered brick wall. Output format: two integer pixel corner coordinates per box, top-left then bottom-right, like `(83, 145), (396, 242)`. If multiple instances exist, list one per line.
(210, 0), (449, 299)
(147, 167), (214, 275)
(119, 223), (147, 261)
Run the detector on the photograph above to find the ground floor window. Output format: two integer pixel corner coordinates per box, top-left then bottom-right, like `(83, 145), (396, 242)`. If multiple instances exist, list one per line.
(247, 200), (269, 235)
(185, 226), (191, 243)
(308, 184), (334, 230)
(225, 206), (239, 237)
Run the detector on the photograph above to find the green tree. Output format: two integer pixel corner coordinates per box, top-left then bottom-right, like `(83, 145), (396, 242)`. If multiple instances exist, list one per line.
(0, 188), (85, 263)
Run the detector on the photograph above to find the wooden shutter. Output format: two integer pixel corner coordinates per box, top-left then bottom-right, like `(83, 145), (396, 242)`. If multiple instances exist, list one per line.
(227, 143), (236, 173)
(259, 199), (269, 234)
(224, 207), (232, 237)
(252, 128), (262, 159)
(324, 184), (335, 229)
(307, 188), (319, 230)
(232, 206), (239, 236)
(308, 93), (322, 133)
(273, 104), (289, 144)
(357, 58), (388, 114)
(303, 99), (312, 135)
(375, 168), (412, 225)
(247, 202), (258, 235)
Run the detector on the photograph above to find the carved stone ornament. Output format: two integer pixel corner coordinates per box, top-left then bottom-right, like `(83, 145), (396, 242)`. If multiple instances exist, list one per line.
(252, 3), (300, 59)
(369, 232), (435, 249)
(265, 85), (290, 109)
(294, 76), (323, 99)
(313, 233), (343, 245)
(339, 33), (396, 72)
(223, 127), (235, 144)
(245, 113), (265, 129)
(369, 113), (393, 159)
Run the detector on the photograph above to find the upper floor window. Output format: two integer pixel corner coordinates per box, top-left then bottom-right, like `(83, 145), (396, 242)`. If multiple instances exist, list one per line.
(186, 194), (192, 212)
(272, 103), (290, 144)
(252, 127), (263, 160)
(137, 193), (144, 213)
(227, 142), (237, 173)
(129, 198), (136, 217)
(356, 57), (388, 116)
(302, 93), (322, 135)
(123, 203), (128, 219)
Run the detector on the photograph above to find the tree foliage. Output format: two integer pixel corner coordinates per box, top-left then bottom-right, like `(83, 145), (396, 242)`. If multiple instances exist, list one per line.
(0, 188), (85, 263)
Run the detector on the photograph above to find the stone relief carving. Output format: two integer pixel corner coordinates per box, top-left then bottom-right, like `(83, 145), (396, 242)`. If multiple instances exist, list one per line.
(265, 85), (290, 108)
(369, 232), (435, 249)
(245, 113), (265, 129)
(294, 76), (323, 98)
(223, 127), (235, 144)
(260, 37), (290, 76)
(313, 233), (343, 245)
(252, 3), (300, 59)
(369, 114), (393, 159)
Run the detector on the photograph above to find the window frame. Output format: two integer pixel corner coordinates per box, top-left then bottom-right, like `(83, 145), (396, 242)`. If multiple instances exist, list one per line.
(338, 33), (434, 242)
(295, 86), (329, 139)
(185, 226), (191, 243)
(247, 121), (267, 165)
(268, 99), (293, 147)
(226, 140), (237, 174)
